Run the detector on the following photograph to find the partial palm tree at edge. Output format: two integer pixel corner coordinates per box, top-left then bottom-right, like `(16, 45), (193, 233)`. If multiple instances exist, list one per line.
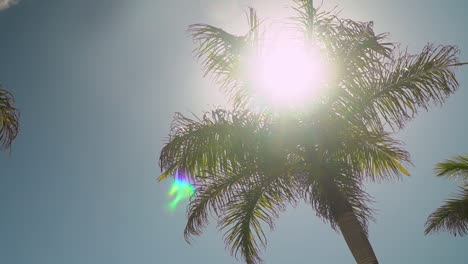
(0, 84), (19, 150)
(158, 1), (465, 263)
(425, 155), (468, 236)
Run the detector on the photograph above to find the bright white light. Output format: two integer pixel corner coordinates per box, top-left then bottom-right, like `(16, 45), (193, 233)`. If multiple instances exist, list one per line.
(250, 39), (328, 109)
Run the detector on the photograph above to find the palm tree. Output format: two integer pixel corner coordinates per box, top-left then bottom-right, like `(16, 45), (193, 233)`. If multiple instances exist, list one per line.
(425, 155), (468, 236)
(159, 1), (463, 263)
(0, 84), (19, 151)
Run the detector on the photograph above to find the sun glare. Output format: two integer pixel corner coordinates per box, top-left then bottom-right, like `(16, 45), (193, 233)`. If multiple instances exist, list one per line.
(250, 37), (329, 109)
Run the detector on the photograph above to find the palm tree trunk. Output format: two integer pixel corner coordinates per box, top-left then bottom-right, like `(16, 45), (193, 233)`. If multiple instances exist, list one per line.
(334, 198), (378, 264)
(323, 175), (379, 264)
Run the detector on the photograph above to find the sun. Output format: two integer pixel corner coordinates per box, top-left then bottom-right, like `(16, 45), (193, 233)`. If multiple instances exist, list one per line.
(249, 38), (329, 109)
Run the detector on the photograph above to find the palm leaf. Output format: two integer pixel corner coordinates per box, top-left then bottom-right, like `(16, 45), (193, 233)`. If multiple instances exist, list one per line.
(0, 86), (19, 150)
(333, 129), (411, 181)
(425, 188), (468, 236)
(434, 154), (468, 180)
(159, 109), (270, 179)
(285, 111), (411, 182)
(290, 3), (460, 132)
(290, 0), (316, 39)
(343, 44), (460, 131)
(220, 172), (296, 264)
(291, 1), (393, 85)
(426, 155), (468, 236)
(184, 168), (252, 242)
(182, 134), (298, 264)
(188, 8), (260, 108)
(298, 160), (373, 233)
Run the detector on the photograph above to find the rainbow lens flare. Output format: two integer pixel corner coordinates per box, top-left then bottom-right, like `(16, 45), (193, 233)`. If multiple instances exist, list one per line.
(167, 173), (195, 211)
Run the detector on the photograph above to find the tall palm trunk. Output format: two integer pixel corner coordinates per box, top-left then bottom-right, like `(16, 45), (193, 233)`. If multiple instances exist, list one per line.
(323, 174), (379, 264)
(334, 194), (378, 263)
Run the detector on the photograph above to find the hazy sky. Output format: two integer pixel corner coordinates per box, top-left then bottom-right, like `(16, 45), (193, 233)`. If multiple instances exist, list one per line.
(1, 0), (467, 263)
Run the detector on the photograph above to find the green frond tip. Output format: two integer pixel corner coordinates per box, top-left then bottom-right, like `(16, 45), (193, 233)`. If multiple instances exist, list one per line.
(158, 163), (178, 182)
(158, 170), (170, 182)
(396, 162), (410, 176)
(448, 61), (468, 67)
(434, 154), (468, 180)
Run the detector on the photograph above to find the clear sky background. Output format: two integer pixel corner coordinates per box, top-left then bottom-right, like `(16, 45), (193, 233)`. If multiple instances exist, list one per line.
(0, 0), (467, 263)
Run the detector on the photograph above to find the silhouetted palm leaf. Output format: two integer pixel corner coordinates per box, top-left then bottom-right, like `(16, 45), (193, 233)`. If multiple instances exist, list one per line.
(159, 109), (270, 180)
(0, 86), (19, 150)
(188, 8), (260, 108)
(347, 45), (460, 131)
(425, 155), (468, 236)
(434, 155), (468, 180)
(424, 188), (468, 236)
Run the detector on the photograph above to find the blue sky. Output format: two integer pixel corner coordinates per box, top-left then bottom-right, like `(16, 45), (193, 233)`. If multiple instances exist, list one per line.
(0, 0), (467, 263)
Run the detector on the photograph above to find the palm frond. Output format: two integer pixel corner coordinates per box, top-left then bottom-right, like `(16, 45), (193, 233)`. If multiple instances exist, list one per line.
(343, 44), (459, 131)
(182, 139), (297, 263)
(333, 129), (411, 181)
(0, 86), (19, 150)
(292, 7), (460, 132)
(188, 8), (260, 108)
(314, 10), (393, 64)
(333, 165), (374, 233)
(184, 168), (252, 242)
(290, 0), (316, 39)
(299, 161), (373, 232)
(159, 109), (269, 180)
(434, 154), (468, 180)
(291, 111), (411, 182)
(179, 124), (299, 263)
(425, 188), (468, 236)
(291, 2), (393, 81)
(448, 62), (468, 67)
(220, 173), (295, 264)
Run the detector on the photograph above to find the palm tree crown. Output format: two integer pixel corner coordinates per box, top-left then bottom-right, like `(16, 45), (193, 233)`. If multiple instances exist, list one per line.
(425, 155), (468, 236)
(159, 1), (463, 263)
(0, 84), (19, 151)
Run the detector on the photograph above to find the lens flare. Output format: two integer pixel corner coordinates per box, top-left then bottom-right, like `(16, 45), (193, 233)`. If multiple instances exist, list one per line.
(167, 172), (195, 211)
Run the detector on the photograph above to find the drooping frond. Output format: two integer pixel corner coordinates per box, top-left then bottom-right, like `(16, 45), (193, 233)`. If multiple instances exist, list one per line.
(298, 161), (373, 232)
(184, 167), (253, 242)
(221, 185), (272, 264)
(181, 133), (298, 263)
(332, 129), (411, 181)
(333, 166), (374, 233)
(159, 109), (269, 180)
(219, 172), (296, 264)
(425, 188), (468, 236)
(343, 44), (460, 131)
(188, 8), (260, 108)
(0, 86), (19, 150)
(434, 154), (468, 180)
(290, 111), (411, 182)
